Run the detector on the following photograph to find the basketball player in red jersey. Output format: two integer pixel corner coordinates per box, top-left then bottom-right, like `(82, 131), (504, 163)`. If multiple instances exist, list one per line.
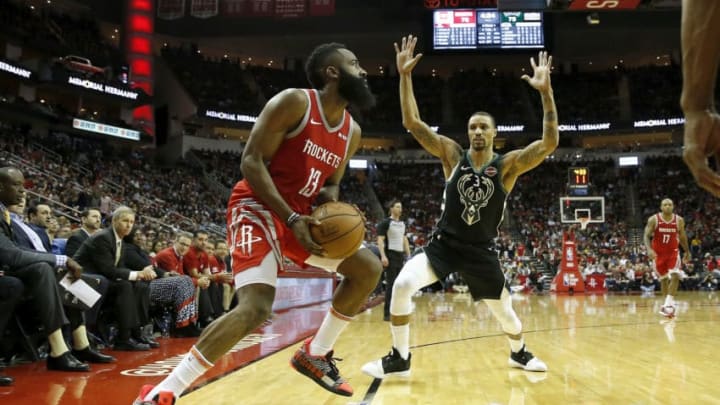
(134, 43), (382, 404)
(644, 199), (691, 318)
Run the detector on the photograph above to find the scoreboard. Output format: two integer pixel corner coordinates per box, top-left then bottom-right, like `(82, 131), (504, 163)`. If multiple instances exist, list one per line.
(568, 167), (589, 195)
(432, 9), (545, 51)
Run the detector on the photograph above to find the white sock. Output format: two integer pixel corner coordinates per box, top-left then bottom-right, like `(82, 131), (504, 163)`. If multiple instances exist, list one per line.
(309, 307), (352, 356)
(509, 336), (525, 353)
(391, 324), (410, 360)
(144, 346), (213, 400)
(663, 322), (676, 343)
(664, 295), (674, 307)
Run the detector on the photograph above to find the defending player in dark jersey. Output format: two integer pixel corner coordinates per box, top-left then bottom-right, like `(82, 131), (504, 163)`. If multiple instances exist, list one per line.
(362, 35), (558, 379)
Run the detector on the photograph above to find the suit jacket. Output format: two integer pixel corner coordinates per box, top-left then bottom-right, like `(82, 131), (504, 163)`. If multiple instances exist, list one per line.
(123, 242), (166, 278)
(27, 224), (51, 252)
(10, 219), (39, 251)
(73, 227), (131, 280)
(65, 229), (90, 258)
(0, 211), (58, 271)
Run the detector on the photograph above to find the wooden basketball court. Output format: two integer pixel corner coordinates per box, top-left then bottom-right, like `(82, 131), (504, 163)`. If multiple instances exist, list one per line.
(180, 291), (720, 405)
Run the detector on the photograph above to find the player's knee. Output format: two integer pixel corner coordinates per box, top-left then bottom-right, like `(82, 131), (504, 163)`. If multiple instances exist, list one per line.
(229, 299), (272, 326)
(230, 286), (274, 326)
(340, 249), (383, 288)
(390, 282), (413, 316)
(392, 272), (417, 299)
(364, 252), (383, 285)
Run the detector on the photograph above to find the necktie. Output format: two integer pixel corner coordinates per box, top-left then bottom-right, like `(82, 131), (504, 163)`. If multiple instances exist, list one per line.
(115, 240), (122, 266)
(3, 210), (9, 226)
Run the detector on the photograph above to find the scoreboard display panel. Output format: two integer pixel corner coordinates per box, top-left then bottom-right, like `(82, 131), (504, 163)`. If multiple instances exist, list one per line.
(433, 9), (544, 51)
(568, 167), (590, 195)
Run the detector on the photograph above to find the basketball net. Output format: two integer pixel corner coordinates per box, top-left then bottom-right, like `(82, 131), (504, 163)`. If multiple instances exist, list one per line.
(579, 217), (590, 230)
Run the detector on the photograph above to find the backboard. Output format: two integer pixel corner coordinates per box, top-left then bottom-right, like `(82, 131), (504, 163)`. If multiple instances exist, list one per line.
(559, 196), (605, 224)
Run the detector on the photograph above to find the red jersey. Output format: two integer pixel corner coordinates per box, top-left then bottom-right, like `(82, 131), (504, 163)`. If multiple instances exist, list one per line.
(228, 88), (353, 215)
(208, 255), (224, 274)
(183, 246), (209, 276)
(154, 247), (184, 273)
(652, 213), (679, 256)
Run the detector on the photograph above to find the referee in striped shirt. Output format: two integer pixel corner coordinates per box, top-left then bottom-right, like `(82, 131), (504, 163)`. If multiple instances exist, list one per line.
(377, 199), (411, 321)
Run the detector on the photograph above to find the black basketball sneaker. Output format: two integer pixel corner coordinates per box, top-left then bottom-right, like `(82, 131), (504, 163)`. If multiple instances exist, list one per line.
(361, 347), (412, 379)
(508, 345), (547, 372)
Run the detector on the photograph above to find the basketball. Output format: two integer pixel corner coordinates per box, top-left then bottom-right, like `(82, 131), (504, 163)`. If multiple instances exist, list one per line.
(309, 201), (366, 259)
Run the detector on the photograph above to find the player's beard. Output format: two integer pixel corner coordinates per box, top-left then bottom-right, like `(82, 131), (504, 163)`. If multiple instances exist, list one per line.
(338, 68), (376, 110)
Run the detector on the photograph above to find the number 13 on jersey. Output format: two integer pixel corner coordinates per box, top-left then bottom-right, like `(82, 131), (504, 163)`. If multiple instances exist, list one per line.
(299, 167), (322, 197)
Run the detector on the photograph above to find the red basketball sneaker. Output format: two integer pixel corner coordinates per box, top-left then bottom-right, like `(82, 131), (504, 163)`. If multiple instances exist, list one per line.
(132, 385), (176, 405)
(290, 338), (353, 397)
(659, 305), (676, 319)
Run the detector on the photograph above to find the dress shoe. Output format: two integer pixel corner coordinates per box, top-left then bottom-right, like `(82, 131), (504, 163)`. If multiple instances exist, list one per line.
(0, 372), (13, 386)
(47, 352), (90, 372)
(171, 324), (202, 338)
(136, 335), (160, 349)
(72, 347), (116, 363)
(114, 338), (150, 351)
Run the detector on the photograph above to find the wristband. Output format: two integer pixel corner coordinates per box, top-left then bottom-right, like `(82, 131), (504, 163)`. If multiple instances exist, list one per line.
(286, 211), (301, 227)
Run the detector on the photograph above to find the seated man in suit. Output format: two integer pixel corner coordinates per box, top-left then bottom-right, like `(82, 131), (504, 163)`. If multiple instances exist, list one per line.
(9, 198), (46, 252)
(74, 206), (156, 351)
(0, 167), (109, 372)
(65, 208), (102, 257)
(25, 202), (52, 252)
(7, 196), (114, 365)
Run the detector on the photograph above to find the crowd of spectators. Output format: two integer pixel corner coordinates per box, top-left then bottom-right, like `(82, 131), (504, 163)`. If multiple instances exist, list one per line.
(5, 1), (720, 392)
(161, 41), (699, 135)
(192, 149), (243, 189)
(161, 45), (260, 114)
(0, 125), (224, 241)
(0, 1), (124, 77)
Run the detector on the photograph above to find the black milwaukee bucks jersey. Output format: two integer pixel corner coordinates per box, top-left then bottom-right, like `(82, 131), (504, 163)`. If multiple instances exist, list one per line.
(436, 151), (507, 244)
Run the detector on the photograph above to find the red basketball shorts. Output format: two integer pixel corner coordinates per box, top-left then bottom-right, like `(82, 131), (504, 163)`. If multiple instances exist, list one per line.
(654, 253), (680, 278)
(227, 197), (310, 276)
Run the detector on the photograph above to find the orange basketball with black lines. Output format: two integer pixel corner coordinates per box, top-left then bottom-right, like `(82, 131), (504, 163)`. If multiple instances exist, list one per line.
(309, 201), (366, 260)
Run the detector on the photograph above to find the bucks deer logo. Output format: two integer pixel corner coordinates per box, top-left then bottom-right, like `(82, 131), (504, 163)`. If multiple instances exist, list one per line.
(457, 173), (494, 226)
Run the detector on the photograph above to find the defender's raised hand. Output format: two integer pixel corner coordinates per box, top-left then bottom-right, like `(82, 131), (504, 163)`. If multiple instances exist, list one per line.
(521, 51), (553, 93)
(394, 35), (423, 75)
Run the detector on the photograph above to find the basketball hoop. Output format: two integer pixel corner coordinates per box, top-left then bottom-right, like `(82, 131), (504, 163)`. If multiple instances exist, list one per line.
(579, 218), (590, 230)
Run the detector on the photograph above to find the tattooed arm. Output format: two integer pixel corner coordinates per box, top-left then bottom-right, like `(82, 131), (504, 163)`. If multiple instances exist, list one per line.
(502, 51), (559, 192)
(396, 35), (462, 179)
